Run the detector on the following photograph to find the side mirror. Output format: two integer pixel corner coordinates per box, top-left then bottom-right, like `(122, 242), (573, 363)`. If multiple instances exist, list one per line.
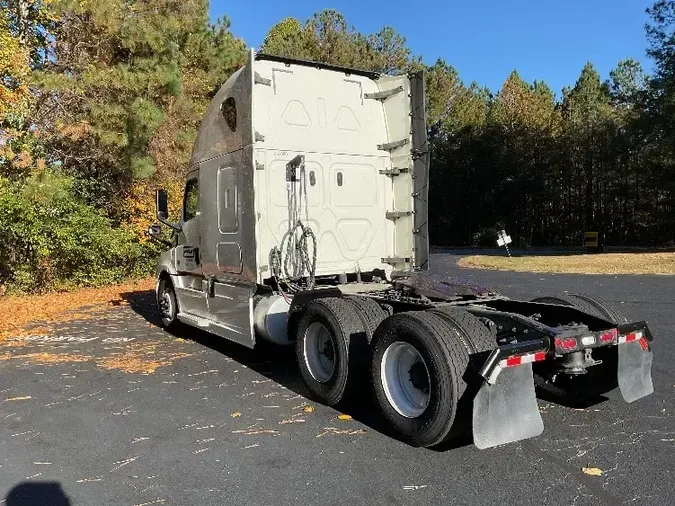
(155, 189), (181, 231)
(156, 189), (169, 220)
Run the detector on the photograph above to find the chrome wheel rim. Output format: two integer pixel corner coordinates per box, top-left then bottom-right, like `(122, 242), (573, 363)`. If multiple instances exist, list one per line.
(381, 341), (431, 418)
(159, 289), (174, 321)
(303, 322), (336, 383)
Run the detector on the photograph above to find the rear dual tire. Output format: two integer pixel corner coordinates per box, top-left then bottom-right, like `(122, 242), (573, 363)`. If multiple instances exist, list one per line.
(371, 309), (494, 448)
(295, 298), (372, 407)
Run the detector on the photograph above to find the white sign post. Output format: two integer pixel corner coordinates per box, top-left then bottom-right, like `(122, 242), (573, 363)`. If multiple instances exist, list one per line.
(496, 230), (512, 257)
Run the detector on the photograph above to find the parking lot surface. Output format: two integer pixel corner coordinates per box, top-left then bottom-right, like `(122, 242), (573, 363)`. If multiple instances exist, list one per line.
(1, 254), (673, 505)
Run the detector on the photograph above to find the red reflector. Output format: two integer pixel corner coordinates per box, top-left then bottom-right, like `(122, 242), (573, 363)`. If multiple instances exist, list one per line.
(555, 337), (577, 350)
(639, 337), (648, 351)
(502, 352), (547, 368)
(600, 329), (618, 343)
(505, 356), (521, 367)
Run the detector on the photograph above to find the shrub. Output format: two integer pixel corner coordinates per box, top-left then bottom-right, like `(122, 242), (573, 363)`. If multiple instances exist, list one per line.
(0, 170), (154, 293)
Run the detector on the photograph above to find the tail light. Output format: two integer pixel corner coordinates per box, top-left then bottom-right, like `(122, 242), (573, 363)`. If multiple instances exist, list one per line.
(600, 328), (618, 343)
(555, 337), (577, 351)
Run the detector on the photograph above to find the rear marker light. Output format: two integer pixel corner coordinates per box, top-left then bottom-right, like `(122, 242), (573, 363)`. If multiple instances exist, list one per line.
(639, 337), (649, 351)
(555, 337), (577, 350)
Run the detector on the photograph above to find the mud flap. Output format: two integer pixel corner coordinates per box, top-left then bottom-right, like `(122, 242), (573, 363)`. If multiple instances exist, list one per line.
(618, 339), (654, 403)
(472, 363), (544, 449)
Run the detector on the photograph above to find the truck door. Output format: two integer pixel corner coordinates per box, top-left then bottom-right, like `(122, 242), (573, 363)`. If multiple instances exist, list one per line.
(174, 174), (209, 317)
(197, 152), (255, 348)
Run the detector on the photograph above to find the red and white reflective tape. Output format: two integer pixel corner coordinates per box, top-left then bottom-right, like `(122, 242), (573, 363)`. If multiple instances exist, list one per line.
(486, 351), (547, 385)
(619, 331), (649, 351)
(618, 331), (643, 344)
(501, 351), (547, 368)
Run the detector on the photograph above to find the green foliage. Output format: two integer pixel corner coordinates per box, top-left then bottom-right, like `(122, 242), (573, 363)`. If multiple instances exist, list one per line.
(2, 2), (675, 295)
(0, 170), (151, 293)
(28, 0), (246, 200)
(260, 9), (413, 75)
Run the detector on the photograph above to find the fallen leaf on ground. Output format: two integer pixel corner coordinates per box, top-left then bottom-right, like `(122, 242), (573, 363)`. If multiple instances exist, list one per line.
(0, 277), (155, 341)
(582, 467), (603, 476)
(231, 429), (279, 435)
(231, 412), (241, 417)
(302, 406), (314, 413)
(337, 414), (352, 420)
(316, 427), (366, 438)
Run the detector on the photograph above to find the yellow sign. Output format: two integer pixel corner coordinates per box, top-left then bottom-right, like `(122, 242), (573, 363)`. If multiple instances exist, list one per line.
(584, 232), (599, 248)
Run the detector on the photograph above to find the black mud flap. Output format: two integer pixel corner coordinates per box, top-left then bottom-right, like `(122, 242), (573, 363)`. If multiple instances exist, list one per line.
(472, 363), (544, 450)
(618, 339), (654, 403)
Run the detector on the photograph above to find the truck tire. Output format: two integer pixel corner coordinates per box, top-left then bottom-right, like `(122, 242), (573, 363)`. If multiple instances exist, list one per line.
(295, 298), (367, 407)
(530, 293), (626, 402)
(371, 311), (471, 448)
(530, 293), (628, 324)
(426, 306), (496, 354)
(424, 306), (497, 441)
(157, 276), (179, 330)
(562, 294), (628, 324)
(342, 295), (388, 343)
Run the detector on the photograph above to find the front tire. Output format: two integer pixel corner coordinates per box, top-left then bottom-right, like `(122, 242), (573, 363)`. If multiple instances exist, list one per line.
(157, 276), (178, 329)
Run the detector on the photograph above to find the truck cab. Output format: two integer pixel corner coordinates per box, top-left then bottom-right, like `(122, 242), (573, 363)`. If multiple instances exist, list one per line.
(150, 49), (428, 347)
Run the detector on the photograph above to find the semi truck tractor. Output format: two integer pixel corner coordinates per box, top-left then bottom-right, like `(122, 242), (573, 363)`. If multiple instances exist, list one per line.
(148, 49), (655, 450)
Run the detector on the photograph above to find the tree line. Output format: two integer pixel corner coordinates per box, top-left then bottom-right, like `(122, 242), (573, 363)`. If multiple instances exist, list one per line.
(1, 1), (674, 292)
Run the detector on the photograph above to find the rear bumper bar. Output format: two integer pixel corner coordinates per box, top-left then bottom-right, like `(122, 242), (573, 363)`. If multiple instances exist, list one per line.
(478, 320), (653, 386)
(472, 320), (654, 449)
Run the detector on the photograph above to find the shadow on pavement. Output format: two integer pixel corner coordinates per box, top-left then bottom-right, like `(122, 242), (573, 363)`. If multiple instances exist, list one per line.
(120, 288), (614, 450)
(6, 482), (71, 506)
(120, 289), (410, 447)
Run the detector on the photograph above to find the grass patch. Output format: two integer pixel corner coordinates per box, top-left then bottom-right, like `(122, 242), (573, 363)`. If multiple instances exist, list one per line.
(457, 253), (675, 275)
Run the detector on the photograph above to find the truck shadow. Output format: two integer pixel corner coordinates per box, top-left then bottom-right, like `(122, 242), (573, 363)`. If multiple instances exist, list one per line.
(120, 289), (409, 446)
(5, 481), (71, 505)
(120, 288), (608, 450)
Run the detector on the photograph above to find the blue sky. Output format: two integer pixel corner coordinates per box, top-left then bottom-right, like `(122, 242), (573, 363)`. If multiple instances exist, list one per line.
(210, 0), (655, 96)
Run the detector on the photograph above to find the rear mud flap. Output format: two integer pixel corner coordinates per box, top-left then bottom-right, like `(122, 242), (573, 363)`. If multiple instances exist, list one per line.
(618, 340), (654, 403)
(472, 363), (544, 449)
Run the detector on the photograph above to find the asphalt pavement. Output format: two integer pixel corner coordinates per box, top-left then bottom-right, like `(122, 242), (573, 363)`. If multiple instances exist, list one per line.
(1, 253), (673, 506)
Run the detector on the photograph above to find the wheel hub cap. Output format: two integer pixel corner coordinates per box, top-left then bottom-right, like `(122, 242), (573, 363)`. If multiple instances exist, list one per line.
(304, 322), (336, 383)
(381, 341), (431, 418)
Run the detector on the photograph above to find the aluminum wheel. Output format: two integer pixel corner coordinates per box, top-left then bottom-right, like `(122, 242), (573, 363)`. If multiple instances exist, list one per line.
(303, 322), (336, 383)
(381, 341), (431, 418)
(159, 289), (174, 321)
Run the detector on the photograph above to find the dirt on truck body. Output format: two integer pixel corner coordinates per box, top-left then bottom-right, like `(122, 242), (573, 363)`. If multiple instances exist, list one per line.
(147, 49), (655, 450)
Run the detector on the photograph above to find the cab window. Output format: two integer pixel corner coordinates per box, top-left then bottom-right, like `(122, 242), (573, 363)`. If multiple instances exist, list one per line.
(183, 178), (199, 221)
(221, 97), (237, 132)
